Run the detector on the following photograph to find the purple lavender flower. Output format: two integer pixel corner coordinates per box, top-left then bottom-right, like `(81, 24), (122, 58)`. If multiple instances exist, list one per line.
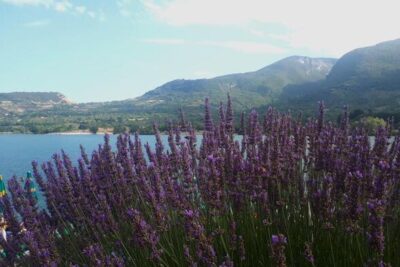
(304, 242), (315, 266)
(127, 208), (162, 261)
(204, 98), (213, 132)
(2, 97), (400, 266)
(271, 234), (287, 267)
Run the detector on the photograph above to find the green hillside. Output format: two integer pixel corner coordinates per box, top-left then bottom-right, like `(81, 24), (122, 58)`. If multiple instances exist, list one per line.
(3, 39), (400, 133)
(135, 56), (336, 111)
(279, 39), (400, 121)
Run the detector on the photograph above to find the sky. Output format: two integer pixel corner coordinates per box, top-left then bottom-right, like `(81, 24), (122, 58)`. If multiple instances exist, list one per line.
(1, 0), (400, 103)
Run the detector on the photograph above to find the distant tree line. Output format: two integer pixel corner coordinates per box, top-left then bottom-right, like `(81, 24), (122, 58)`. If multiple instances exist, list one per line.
(1, 105), (399, 135)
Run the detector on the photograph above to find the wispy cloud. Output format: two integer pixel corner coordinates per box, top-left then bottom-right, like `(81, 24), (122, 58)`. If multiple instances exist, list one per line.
(53, 0), (72, 12)
(249, 29), (266, 38)
(192, 70), (212, 78)
(199, 40), (285, 54)
(86, 10), (105, 21)
(75, 5), (85, 14)
(142, 38), (286, 54)
(117, 0), (133, 17)
(142, 0), (400, 56)
(142, 38), (186, 45)
(87, 11), (95, 18)
(1, 0), (104, 20)
(1, 0), (52, 6)
(23, 19), (50, 27)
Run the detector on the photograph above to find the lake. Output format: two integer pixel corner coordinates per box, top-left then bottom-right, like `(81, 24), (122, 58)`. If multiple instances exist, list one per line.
(0, 134), (163, 182)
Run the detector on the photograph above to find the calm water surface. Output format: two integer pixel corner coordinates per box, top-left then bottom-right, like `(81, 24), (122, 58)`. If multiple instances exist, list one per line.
(0, 134), (162, 182)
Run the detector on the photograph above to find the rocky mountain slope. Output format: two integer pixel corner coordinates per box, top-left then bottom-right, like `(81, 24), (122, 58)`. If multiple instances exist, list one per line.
(0, 92), (72, 114)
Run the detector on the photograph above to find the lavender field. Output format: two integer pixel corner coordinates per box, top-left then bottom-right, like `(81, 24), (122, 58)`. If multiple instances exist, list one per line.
(1, 97), (399, 266)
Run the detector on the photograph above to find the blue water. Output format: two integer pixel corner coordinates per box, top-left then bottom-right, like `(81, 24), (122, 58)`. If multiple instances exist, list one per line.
(0, 134), (160, 182)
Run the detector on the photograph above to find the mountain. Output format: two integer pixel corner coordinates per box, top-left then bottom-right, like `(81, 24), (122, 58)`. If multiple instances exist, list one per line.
(134, 56), (337, 111)
(3, 39), (400, 133)
(280, 39), (400, 118)
(327, 39), (400, 87)
(0, 92), (72, 114)
(0, 56), (339, 116)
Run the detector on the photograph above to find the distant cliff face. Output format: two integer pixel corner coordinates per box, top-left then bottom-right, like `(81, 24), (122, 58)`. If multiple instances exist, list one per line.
(0, 92), (72, 114)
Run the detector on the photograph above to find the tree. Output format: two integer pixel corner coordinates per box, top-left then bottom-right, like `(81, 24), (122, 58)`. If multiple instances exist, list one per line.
(360, 116), (386, 134)
(113, 124), (127, 134)
(89, 125), (98, 134)
(79, 122), (89, 130)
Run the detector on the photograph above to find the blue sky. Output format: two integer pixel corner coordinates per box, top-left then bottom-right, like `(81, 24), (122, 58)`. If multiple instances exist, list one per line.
(1, 0), (400, 102)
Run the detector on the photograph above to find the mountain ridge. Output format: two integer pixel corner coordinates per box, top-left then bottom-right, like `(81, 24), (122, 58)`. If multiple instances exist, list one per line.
(2, 39), (400, 133)
(279, 38), (400, 117)
(135, 55), (337, 110)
